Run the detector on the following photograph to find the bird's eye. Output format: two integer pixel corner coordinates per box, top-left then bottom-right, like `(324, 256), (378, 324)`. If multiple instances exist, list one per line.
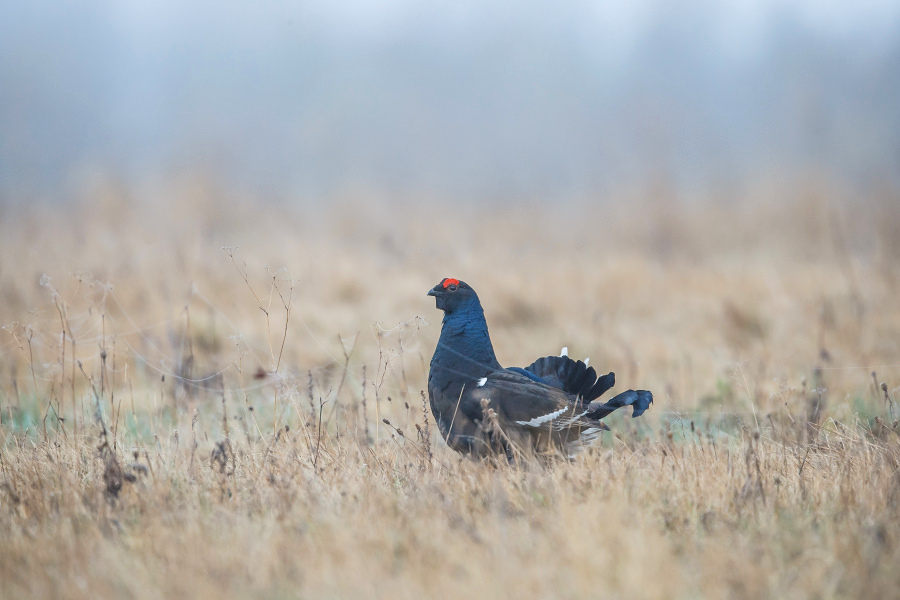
(448, 284), (458, 292)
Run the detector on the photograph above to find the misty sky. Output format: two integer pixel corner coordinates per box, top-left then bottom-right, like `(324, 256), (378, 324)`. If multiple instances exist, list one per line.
(1, 0), (898, 202)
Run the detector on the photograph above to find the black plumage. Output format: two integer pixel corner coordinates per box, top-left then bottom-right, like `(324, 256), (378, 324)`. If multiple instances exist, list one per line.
(427, 277), (652, 459)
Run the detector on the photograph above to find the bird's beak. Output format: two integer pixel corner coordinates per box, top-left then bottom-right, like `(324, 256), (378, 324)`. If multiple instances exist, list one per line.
(427, 288), (438, 297)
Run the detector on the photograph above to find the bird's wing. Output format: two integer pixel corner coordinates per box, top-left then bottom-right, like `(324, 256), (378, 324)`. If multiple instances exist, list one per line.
(517, 355), (615, 402)
(459, 369), (579, 431)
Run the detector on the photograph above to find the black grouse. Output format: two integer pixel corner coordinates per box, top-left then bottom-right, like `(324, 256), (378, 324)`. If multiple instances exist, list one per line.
(427, 277), (652, 459)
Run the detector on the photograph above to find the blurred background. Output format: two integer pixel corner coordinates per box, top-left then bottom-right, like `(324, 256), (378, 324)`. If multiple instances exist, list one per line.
(2, 0), (900, 425)
(1, 0), (899, 205)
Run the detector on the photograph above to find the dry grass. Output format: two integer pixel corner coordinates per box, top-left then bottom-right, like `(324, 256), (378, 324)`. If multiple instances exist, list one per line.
(1, 178), (900, 599)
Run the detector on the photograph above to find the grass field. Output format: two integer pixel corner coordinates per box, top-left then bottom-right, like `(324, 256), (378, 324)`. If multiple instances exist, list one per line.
(1, 180), (900, 599)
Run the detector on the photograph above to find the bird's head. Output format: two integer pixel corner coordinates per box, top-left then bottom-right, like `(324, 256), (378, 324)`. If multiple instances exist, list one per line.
(427, 278), (479, 314)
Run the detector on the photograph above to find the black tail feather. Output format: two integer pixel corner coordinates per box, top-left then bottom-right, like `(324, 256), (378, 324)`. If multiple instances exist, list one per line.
(586, 371), (616, 402)
(521, 355), (615, 402)
(586, 389), (653, 420)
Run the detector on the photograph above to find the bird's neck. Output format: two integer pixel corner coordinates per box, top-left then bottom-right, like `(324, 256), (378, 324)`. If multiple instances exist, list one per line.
(433, 305), (501, 378)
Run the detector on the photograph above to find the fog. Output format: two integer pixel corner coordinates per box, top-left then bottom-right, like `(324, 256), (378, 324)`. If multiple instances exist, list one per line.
(1, 0), (898, 203)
